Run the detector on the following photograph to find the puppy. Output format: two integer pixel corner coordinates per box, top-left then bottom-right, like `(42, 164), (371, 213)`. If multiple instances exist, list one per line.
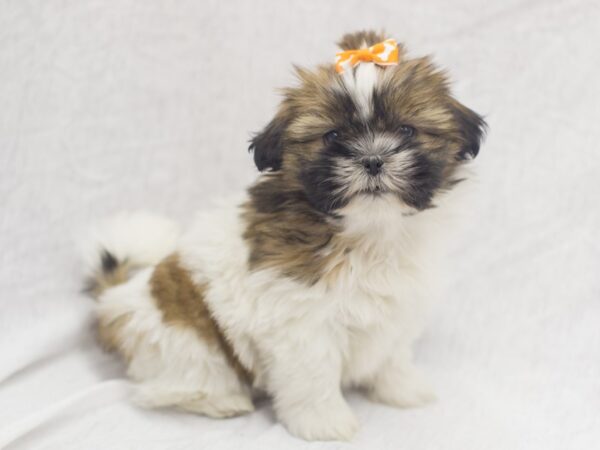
(84, 30), (486, 441)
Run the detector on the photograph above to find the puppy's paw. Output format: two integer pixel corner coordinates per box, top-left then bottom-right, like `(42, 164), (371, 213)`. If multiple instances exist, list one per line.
(135, 385), (254, 418)
(368, 370), (437, 408)
(183, 392), (255, 418)
(280, 398), (359, 441)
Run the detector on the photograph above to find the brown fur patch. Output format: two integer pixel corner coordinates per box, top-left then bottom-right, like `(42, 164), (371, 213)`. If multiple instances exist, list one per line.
(337, 30), (388, 50)
(242, 175), (359, 286)
(150, 255), (252, 382)
(97, 312), (134, 359)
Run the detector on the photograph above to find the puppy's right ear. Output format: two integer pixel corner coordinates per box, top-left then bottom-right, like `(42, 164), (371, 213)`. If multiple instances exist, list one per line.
(248, 108), (292, 172)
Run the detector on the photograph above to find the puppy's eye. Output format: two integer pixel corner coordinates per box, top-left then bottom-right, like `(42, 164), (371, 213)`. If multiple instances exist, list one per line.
(323, 130), (339, 145)
(399, 125), (415, 138)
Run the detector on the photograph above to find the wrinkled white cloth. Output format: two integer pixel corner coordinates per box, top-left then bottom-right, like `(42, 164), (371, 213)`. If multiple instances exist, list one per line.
(1, 1), (599, 448)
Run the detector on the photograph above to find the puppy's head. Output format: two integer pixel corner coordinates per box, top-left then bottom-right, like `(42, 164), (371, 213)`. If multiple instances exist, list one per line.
(249, 31), (486, 214)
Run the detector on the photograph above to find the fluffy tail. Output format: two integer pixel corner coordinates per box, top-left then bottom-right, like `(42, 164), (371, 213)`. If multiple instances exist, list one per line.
(82, 211), (181, 298)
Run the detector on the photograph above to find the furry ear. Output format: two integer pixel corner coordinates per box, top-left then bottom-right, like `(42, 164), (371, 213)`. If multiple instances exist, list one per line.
(449, 98), (487, 159)
(248, 108), (292, 172)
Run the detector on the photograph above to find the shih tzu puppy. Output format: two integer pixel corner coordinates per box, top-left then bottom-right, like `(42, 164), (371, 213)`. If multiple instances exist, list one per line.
(84, 30), (486, 441)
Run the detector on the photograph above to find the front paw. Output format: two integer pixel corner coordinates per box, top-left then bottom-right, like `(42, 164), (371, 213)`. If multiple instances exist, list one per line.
(368, 370), (437, 408)
(279, 397), (359, 441)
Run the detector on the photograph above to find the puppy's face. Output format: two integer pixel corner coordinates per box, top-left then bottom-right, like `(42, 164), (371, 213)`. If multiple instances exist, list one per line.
(250, 32), (486, 214)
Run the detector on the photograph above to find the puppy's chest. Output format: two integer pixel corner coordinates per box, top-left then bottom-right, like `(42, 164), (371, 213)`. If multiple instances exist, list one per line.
(321, 241), (419, 328)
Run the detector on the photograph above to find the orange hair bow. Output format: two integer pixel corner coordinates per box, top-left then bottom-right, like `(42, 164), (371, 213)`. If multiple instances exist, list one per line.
(335, 38), (399, 74)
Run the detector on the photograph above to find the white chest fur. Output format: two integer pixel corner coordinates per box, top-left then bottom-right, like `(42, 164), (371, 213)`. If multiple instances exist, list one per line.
(180, 193), (452, 387)
(321, 195), (436, 383)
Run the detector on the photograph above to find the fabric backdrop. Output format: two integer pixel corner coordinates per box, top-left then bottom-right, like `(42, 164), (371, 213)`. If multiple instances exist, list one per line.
(1, 0), (599, 448)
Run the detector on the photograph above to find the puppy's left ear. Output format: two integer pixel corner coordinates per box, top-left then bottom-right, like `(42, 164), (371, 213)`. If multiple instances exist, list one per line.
(248, 107), (292, 172)
(449, 98), (487, 159)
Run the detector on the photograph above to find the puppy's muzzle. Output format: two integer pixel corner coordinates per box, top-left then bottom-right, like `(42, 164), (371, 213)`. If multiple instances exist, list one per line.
(362, 156), (384, 176)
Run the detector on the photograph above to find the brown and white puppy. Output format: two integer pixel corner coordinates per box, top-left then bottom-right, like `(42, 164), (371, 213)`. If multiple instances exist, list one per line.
(84, 30), (486, 441)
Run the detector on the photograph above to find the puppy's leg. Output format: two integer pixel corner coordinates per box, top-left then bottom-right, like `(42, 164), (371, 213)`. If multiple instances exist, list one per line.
(366, 345), (436, 408)
(97, 268), (253, 418)
(262, 332), (358, 441)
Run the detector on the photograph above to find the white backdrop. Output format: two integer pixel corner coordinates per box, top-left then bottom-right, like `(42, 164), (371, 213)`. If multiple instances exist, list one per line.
(1, 1), (599, 449)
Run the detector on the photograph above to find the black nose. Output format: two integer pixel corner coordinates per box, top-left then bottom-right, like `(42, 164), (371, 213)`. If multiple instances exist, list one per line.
(362, 156), (384, 176)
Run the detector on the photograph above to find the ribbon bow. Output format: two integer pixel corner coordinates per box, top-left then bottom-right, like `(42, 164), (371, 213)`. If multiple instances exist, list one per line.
(335, 38), (399, 74)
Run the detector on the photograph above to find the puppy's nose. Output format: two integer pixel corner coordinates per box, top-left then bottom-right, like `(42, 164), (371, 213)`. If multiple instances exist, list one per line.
(362, 156), (384, 176)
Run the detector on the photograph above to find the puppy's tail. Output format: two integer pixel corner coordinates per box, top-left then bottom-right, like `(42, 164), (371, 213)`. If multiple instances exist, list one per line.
(82, 211), (181, 298)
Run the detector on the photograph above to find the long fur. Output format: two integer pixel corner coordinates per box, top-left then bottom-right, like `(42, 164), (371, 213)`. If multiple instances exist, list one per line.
(83, 31), (485, 441)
